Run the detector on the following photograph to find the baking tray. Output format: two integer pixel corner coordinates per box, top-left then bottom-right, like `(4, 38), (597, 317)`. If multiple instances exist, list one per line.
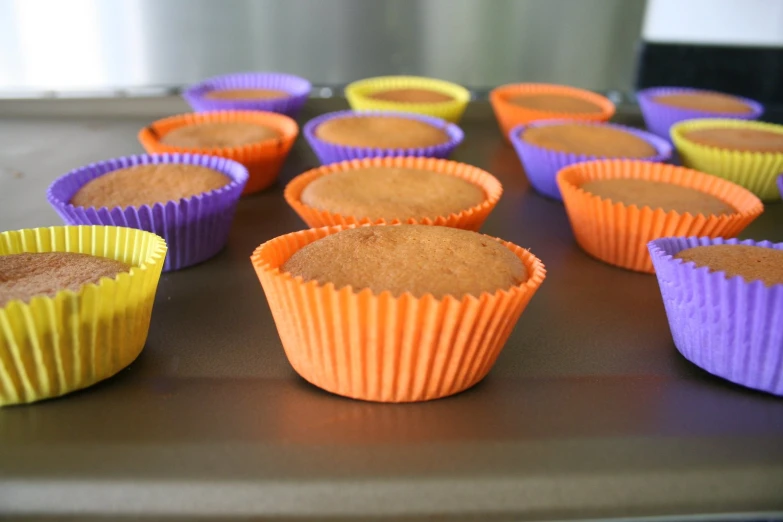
(0, 98), (782, 521)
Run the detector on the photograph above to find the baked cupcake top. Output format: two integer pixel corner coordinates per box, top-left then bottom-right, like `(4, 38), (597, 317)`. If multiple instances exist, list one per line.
(521, 123), (657, 157)
(203, 88), (290, 100)
(0, 252), (130, 306)
(70, 163), (231, 209)
(160, 121), (280, 148)
(300, 166), (485, 221)
(367, 88), (454, 104)
(282, 225), (527, 298)
(675, 244), (783, 286)
(652, 91), (753, 114)
(314, 116), (450, 148)
(683, 127), (783, 153)
(581, 179), (735, 215)
(509, 94), (604, 114)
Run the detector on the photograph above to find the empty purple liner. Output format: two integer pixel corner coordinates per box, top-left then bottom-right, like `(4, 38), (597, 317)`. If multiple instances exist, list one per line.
(303, 110), (464, 165)
(648, 236), (783, 396)
(637, 87), (764, 142)
(509, 120), (672, 201)
(47, 154), (249, 272)
(183, 72), (311, 117)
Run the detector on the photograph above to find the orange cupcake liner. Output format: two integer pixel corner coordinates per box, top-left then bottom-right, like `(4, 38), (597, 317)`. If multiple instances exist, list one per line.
(284, 156), (503, 231)
(556, 159), (764, 273)
(489, 83), (615, 142)
(251, 224), (546, 403)
(137, 110), (299, 195)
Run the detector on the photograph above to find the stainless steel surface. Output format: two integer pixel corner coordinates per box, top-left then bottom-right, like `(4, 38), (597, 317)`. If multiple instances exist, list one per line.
(1, 98), (782, 521)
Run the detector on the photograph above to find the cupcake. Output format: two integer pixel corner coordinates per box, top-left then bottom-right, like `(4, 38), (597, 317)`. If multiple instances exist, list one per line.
(490, 83), (615, 142)
(671, 119), (783, 201)
(47, 153), (248, 271)
(303, 110), (463, 165)
(138, 110), (298, 195)
(285, 156), (502, 230)
(509, 120), (671, 200)
(0, 225), (166, 406)
(649, 237), (783, 396)
(345, 76), (470, 123)
(182, 72), (311, 117)
(250, 224), (546, 403)
(556, 159), (763, 273)
(637, 87), (763, 141)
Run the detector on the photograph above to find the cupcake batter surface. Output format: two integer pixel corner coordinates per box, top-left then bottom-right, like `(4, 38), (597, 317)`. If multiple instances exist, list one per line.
(301, 167), (485, 221)
(675, 245), (783, 286)
(161, 122), (280, 148)
(315, 116), (450, 149)
(367, 88), (454, 104)
(0, 252), (130, 306)
(282, 225), (527, 299)
(683, 127), (783, 153)
(203, 88), (289, 100)
(522, 124), (657, 157)
(653, 92), (753, 114)
(580, 179), (735, 215)
(70, 164), (230, 209)
(509, 94), (604, 114)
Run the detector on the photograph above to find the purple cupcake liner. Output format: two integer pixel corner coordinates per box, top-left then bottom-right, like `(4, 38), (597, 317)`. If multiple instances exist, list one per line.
(778, 174), (783, 200)
(47, 153), (249, 272)
(303, 110), (464, 165)
(183, 72), (311, 117)
(509, 120), (672, 201)
(648, 236), (783, 396)
(637, 87), (764, 142)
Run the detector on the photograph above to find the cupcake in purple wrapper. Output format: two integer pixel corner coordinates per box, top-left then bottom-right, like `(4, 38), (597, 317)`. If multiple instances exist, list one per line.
(509, 120), (671, 200)
(183, 72), (311, 118)
(649, 236), (783, 396)
(47, 153), (248, 272)
(637, 87), (763, 141)
(304, 110), (463, 165)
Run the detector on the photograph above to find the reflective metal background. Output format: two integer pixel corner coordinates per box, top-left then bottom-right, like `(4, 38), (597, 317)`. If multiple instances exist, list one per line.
(0, 0), (646, 95)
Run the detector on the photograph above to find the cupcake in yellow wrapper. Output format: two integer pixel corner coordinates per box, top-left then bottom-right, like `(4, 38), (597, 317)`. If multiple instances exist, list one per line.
(0, 226), (166, 406)
(671, 119), (783, 201)
(345, 75), (470, 123)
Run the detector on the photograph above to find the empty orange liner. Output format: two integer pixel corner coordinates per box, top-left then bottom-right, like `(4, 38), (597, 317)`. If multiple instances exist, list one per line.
(138, 110), (298, 195)
(556, 159), (763, 273)
(284, 156), (503, 231)
(251, 224), (547, 403)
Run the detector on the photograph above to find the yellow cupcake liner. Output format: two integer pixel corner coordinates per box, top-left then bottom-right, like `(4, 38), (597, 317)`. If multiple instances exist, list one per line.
(345, 76), (471, 123)
(671, 118), (783, 201)
(0, 226), (166, 406)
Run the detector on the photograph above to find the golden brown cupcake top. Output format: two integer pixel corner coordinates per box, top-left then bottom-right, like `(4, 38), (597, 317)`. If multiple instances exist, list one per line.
(0, 252), (130, 306)
(282, 225), (527, 299)
(315, 116), (450, 149)
(300, 167), (485, 221)
(675, 245), (783, 286)
(652, 91), (753, 114)
(581, 179), (735, 215)
(161, 122), (280, 148)
(203, 88), (290, 100)
(70, 164), (230, 209)
(683, 127), (783, 153)
(508, 94), (604, 114)
(522, 124), (657, 157)
(367, 88), (454, 104)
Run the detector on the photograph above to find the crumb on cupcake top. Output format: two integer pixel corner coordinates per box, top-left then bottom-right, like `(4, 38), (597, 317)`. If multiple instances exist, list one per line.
(161, 121), (280, 148)
(652, 91), (753, 114)
(508, 94), (604, 114)
(203, 88), (290, 100)
(580, 179), (735, 215)
(522, 123), (656, 157)
(367, 88), (454, 104)
(675, 244), (783, 286)
(314, 116), (450, 149)
(683, 127), (783, 153)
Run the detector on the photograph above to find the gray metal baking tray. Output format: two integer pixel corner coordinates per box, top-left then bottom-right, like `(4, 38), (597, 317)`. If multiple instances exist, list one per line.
(0, 98), (782, 521)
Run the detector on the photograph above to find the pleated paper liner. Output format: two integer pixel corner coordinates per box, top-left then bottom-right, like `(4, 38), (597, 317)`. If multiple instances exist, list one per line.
(556, 159), (764, 273)
(137, 110), (298, 195)
(250, 224), (546, 403)
(47, 154), (248, 272)
(509, 120), (672, 201)
(303, 110), (464, 165)
(637, 87), (763, 141)
(0, 225), (166, 406)
(779, 174), (783, 200)
(284, 156), (502, 231)
(345, 76), (471, 123)
(489, 83), (615, 143)
(649, 237), (783, 396)
(182, 71), (312, 117)
(671, 118), (783, 202)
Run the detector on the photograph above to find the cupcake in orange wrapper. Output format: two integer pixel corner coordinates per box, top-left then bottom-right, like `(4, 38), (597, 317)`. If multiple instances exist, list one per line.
(556, 159), (763, 273)
(250, 224), (546, 403)
(138, 110), (298, 195)
(490, 83), (615, 142)
(284, 156), (502, 231)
